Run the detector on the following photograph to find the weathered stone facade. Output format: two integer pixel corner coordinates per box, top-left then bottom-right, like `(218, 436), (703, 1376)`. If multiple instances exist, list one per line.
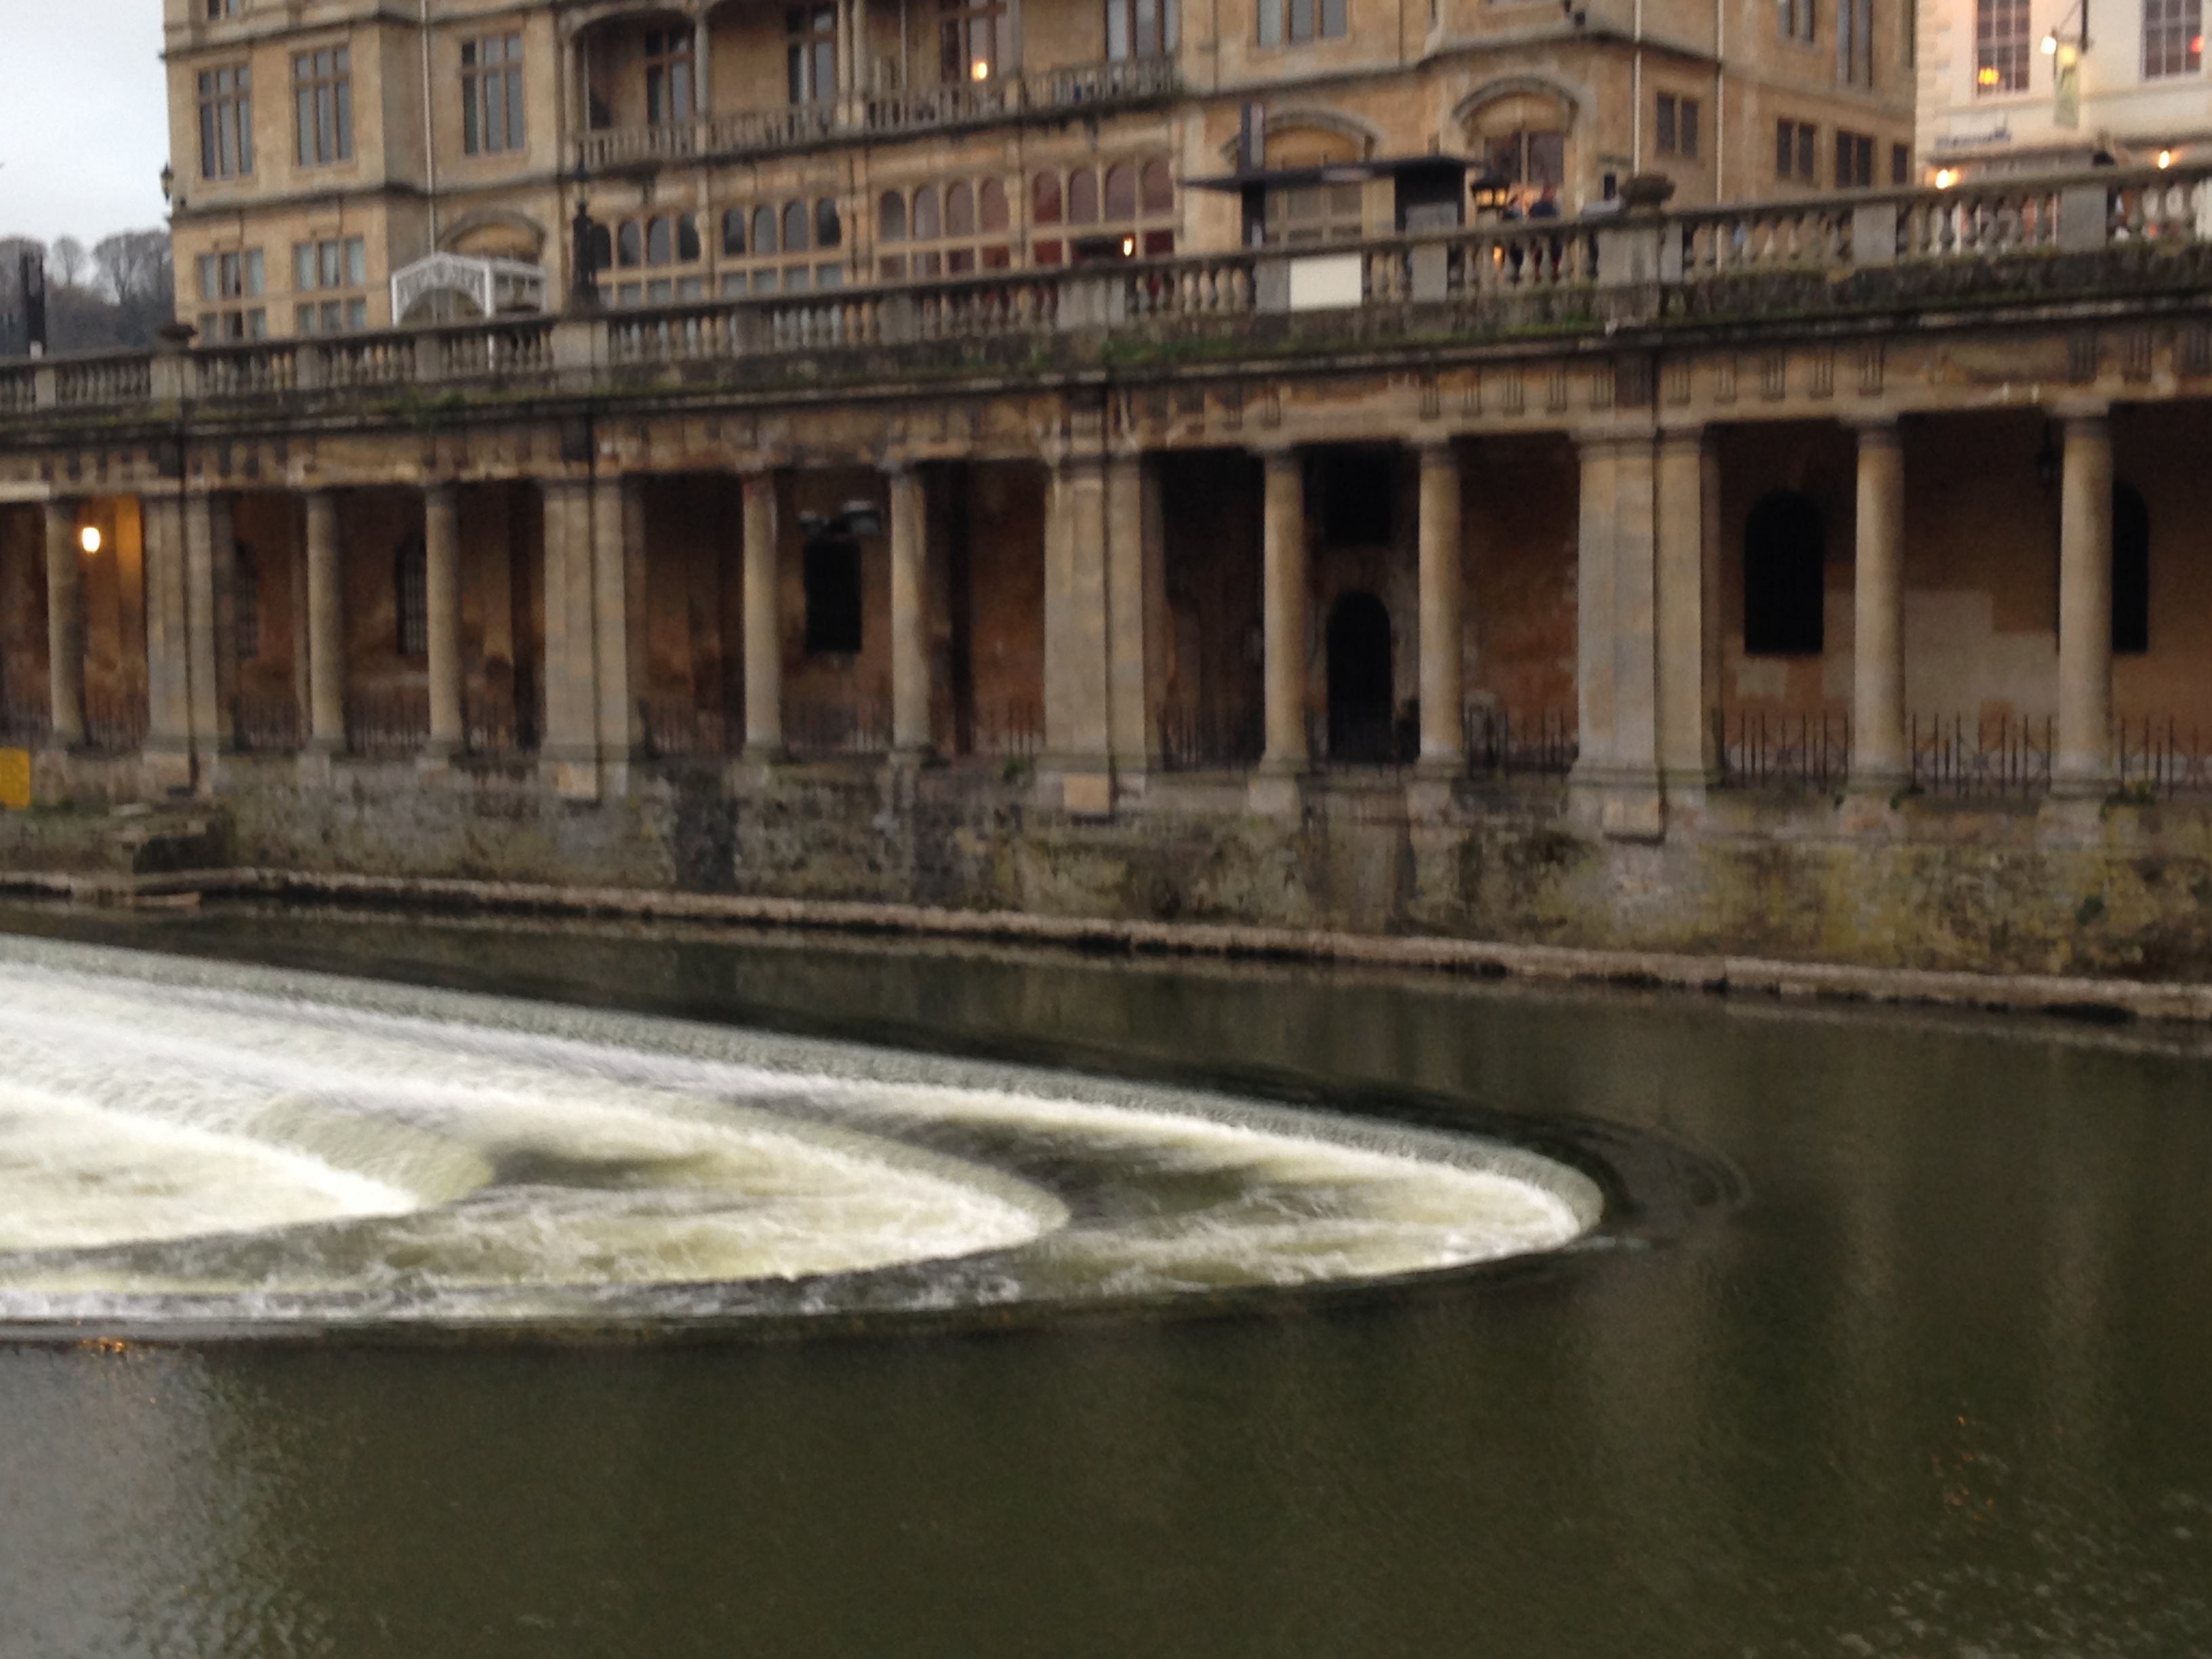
(9, 166), (2212, 977)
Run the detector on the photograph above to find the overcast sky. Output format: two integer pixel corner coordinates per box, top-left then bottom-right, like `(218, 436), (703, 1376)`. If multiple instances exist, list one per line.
(0, 0), (172, 245)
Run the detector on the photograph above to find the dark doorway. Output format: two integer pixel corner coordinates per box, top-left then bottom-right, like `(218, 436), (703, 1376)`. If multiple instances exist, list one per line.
(1326, 591), (1395, 763)
(802, 537), (862, 655)
(1742, 490), (1825, 655)
(2112, 481), (2149, 655)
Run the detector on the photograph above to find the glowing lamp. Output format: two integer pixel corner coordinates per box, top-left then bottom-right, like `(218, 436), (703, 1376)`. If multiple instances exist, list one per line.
(1977, 64), (2001, 85)
(1934, 168), (1958, 189)
(970, 58), (990, 81)
(1121, 234), (1136, 257)
(78, 526), (102, 556)
(2160, 148), (2176, 168)
(2041, 30), (2059, 52)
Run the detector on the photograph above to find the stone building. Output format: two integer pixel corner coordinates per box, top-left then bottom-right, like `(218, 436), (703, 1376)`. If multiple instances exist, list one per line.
(1919, 0), (2212, 173)
(163, 0), (1915, 342)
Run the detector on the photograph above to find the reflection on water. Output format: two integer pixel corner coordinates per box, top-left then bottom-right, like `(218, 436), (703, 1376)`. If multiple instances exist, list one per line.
(1, 907), (2209, 1658)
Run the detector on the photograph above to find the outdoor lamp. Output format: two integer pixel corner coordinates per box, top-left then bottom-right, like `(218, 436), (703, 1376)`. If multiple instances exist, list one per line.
(78, 526), (102, 556)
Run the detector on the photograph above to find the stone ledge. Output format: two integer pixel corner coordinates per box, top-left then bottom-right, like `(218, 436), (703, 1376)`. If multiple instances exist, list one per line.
(7, 864), (2211, 1026)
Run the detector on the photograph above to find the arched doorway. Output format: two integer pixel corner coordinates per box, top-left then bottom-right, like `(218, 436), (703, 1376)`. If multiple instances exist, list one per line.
(1327, 592), (1395, 764)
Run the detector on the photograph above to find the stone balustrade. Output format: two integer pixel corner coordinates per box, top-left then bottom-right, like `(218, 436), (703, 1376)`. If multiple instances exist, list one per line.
(3, 163), (2209, 425)
(575, 55), (1178, 173)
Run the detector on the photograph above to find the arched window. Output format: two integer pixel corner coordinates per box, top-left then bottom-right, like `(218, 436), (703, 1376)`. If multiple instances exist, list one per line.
(394, 532), (429, 659)
(803, 537), (863, 655)
(979, 178), (1008, 233)
(879, 190), (907, 240)
(616, 222), (642, 268)
(913, 184), (941, 239)
(2113, 482), (2150, 655)
(646, 217), (672, 266)
(946, 180), (975, 236)
(676, 213), (701, 262)
(1068, 167), (1099, 224)
(753, 205), (779, 255)
(588, 223), (614, 272)
(1104, 162), (1137, 219)
(1032, 172), (1063, 224)
(783, 200), (811, 252)
(1742, 491), (1826, 655)
(1469, 91), (1572, 216)
(816, 198), (842, 248)
(1141, 158), (1174, 216)
(722, 207), (748, 256)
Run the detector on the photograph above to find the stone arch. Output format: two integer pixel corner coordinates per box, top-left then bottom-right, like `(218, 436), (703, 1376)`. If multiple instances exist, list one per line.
(1214, 108), (1380, 169)
(440, 207), (550, 264)
(1456, 79), (1581, 213)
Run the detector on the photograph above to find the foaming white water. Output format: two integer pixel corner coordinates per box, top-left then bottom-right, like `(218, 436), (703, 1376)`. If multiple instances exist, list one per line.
(0, 937), (1599, 1327)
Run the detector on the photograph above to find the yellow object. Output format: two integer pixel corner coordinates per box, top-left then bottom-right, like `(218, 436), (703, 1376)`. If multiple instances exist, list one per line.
(0, 749), (29, 812)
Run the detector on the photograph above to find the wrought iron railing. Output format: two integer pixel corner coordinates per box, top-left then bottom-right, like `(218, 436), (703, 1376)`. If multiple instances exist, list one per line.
(1158, 705), (1263, 773)
(84, 689), (148, 754)
(1466, 706), (1578, 775)
(970, 699), (1044, 760)
(785, 696), (891, 756)
(2113, 716), (2212, 798)
(231, 691), (302, 754)
(639, 698), (732, 760)
(344, 688), (430, 758)
(1715, 708), (1852, 790)
(1908, 712), (2053, 798)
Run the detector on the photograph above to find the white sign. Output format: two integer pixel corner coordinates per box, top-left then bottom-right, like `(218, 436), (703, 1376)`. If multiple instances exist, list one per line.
(1287, 253), (1364, 312)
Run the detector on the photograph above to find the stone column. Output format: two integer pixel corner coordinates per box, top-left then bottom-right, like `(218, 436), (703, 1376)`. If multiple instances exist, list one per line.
(182, 492), (224, 780)
(304, 491), (346, 758)
(888, 462), (931, 756)
(1849, 419), (1907, 792)
(423, 482), (464, 763)
(209, 493), (241, 753)
(539, 479), (600, 798)
(2054, 411), (2116, 797)
(142, 491), (194, 792)
(1609, 436), (1660, 795)
(693, 15), (714, 119)
(1045, 455), (1112, 807)
(1571, 437), (1618, 787)
(1105, 450), (1164, 781)
(1258, 447), (1308, 775)
(592, 475), (644, 795)
(741, 471), (783, 758)
(1415, 438), (1464, 774)
(1656, 426), (1718, 796)
(41, 501), (85, 749)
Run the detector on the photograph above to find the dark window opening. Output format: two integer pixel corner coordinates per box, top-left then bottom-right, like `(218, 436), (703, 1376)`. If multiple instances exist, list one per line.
(2113, 481), (2150, 655)
(395, 532), (429, 659)
(1326, 592), (1397, 764)
(804, 537), (863, 654)
(234, 545), (261, 661)
(1743, 491), (1826, 655)
(1319, 450), (1395, 548)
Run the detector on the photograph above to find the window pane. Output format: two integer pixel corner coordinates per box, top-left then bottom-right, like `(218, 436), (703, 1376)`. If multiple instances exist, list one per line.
(946, 180), (975, 235)
(1068, 169), (1098, 224)
(335, 79), (352, 160)
(647, 218), (672, 264)
(1321, 0), (1346, 33)
(1258, 0), (1283, 43)
(678, 215), (702, 262)
(1108, 0), (1132, 58)
(321, 242), (342, 287)
(1104, 163), (1136, 219)
(817, 197), (843, 247)
(879, 190), (907, 241)
(464, 74), (481, 154)
(1033, 171), (1063, 224)
(245, 249), (264, 295)
(913, 184), (941, 239)
(979, 178), (1008, 232)
(754, 206), (778, 253)
(295, 245), (314, 291)
(506, 66), (525, 146)
(724, 206), (749, 255)
(346, 239), (365, 285)
(346, 298), (367, 329)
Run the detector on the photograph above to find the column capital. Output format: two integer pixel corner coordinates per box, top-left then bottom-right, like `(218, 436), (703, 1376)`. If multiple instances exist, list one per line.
(1655, 421), (1711, 453)
(2047, 397), (2112, 426)
(1412, 434), (1462, 462)
(1254, 442), (1303, 474)
(1843, 413), (1902, 443)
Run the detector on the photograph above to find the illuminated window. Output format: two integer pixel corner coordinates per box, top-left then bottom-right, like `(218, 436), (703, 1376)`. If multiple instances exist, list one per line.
(939, 0), (1012, 82)
(1975, 0), (2029, 91)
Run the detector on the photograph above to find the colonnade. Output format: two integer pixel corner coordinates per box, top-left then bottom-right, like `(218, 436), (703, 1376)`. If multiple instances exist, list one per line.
(24, 402), (2132, 816)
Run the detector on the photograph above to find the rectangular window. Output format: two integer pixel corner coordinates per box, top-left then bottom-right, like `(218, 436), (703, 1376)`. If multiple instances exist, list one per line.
(1258, 0), (1347, 42)
(1107, 0), (1179, 55)
(294, 45), (353, 166)
(205, 0), (239, 16)
(1263, 181), (1365, 245)
(197, 64), (253, 179)
(788, 7), (837, 102)
(2144, 0), (2203, 77)
(201, 248), (264, 300)
(644, 29), (694, 123)
(1891, 142), (1911, 183)
(1778, 0), (1817, 41)
(941, 0), (1015, 81)
(1838, 0), (1875, 82)
(1655, 94), (1700, 157)
(1835, 129), (1875, 186)
(295, 237), (367, 291)
(1975, 0), (2029, 90)
(462, 34), (525, 154)
(1776, 119), (1819, 180)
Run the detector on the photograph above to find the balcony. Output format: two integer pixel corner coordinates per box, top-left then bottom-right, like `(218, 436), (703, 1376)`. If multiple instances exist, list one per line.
(5, 164), (2209, 423)
(575, 56), (1179, 172)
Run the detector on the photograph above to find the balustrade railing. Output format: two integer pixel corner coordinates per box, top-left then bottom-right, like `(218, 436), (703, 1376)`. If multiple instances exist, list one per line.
(10, 162), (2212, 419)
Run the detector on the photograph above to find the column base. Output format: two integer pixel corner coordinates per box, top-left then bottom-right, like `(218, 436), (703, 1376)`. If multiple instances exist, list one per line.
(1405, 773), (1459, 823)
(1568, 764), (1665, 842)
(1051, 770), (1114, 819)
(1247, 769), (1305, 819)
(2049, 765), (2118, 802)
(415, 738), (462, 774)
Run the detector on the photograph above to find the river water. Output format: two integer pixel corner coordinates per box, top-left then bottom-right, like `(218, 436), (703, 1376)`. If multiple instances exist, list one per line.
(1, 905), (2207, 1658)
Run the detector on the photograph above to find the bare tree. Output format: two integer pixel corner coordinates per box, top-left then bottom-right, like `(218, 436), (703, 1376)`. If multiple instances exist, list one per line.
(49, 236), (89, 289)
(94, 230), (171, 310)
